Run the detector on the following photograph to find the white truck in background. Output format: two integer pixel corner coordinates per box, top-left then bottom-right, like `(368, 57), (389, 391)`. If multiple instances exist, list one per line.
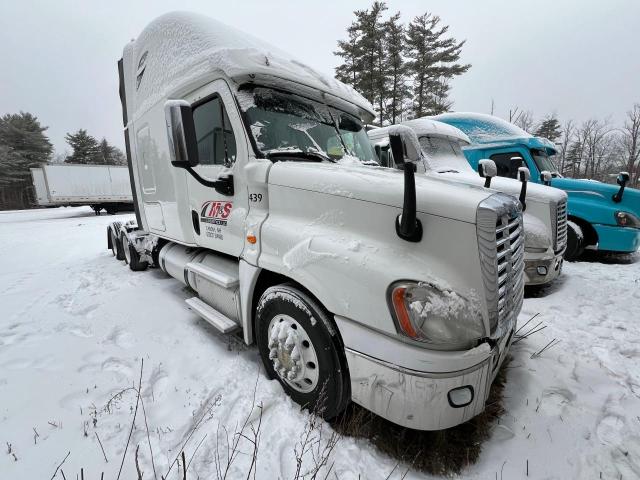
(108, 12), (524, 430)
(30, 164), (134, 214)
(368, 119), (568, 287)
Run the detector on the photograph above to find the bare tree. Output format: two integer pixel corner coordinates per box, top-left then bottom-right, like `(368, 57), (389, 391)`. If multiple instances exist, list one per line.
(509, 107), (535, 133)
(620, 103), (640, 187)
(558, 119), (574, 175)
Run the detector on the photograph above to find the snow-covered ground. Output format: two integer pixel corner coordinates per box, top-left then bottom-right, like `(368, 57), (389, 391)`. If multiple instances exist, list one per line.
(1, 207), (638, 479)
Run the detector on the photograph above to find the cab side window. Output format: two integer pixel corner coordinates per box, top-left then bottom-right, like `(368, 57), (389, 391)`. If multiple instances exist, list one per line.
(192, 96), (237, 166)
(489, 152), (523, 179)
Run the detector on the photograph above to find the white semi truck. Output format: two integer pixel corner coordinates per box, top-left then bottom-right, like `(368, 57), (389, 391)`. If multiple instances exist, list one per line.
(368, 119), (568, 287)
(30, 164), (133, 214)
(108, 12), (524, 430)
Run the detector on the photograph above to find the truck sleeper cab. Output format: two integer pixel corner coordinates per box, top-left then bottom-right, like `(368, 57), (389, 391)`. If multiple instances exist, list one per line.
(109, 12), (524, 430)
(433, 113), (640, 259)
(368, 119), (568, 287)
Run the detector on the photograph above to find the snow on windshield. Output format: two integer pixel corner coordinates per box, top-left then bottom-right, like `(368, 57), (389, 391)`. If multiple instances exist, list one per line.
(237, 87), (377, 163)
(419, 136), (474, 173)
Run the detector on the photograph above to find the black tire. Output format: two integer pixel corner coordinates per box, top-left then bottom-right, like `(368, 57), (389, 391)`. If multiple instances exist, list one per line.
(120, 232), (148, 271)
(564, 220), (585, 261)
(108, 224), (126, 261)
(256, 285), (350, 419)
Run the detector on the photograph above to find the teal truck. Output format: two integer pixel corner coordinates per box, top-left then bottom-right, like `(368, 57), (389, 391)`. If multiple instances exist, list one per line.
(433, 113), (640, 260)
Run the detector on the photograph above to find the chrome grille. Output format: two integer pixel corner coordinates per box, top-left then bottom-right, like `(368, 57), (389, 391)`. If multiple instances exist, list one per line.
(477, 194), (525, 336)
(553, 199), (568, 251)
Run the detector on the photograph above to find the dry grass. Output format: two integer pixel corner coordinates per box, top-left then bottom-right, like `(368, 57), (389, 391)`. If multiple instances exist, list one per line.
(331, 356), (511, 476)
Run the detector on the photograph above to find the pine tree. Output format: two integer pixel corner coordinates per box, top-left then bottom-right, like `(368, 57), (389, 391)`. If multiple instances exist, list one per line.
(0, 112), (52, 185)
(64, 129), (101, 164)
(383, 11), (410, 124)
(335, 2), (388, 124)
(535, 115), (562, 142)
(405, 13), (470, 117)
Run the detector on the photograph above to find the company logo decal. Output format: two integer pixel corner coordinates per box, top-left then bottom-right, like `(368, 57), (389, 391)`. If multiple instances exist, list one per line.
(201, 201), (233, 226)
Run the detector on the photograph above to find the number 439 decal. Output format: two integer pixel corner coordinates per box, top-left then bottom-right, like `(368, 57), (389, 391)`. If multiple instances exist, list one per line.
(249, 193), (263, 202)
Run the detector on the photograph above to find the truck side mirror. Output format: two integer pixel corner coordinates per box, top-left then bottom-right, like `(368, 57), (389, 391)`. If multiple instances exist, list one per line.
(612, 171), (630, 203)
(478, 159), (497, 188)
(540, 170), (552, 186)
(518, 166), (530, 211)
(165, 100), (199, 168)
(390, 129), (422, 243)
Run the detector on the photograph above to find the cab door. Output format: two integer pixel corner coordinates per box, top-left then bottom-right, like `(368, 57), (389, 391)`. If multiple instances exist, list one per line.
(184, 80), (249, 257)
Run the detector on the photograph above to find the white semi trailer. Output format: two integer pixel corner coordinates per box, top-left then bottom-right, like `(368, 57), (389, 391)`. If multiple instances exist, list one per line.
(30, 164), (133, 214)
(108, 12), (524, 430)
(368, 119), (568, 287)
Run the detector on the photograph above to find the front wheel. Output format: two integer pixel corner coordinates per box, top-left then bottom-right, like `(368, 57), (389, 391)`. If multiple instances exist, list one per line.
(256, 285), (349, 419)
(564, 220), (585, 261)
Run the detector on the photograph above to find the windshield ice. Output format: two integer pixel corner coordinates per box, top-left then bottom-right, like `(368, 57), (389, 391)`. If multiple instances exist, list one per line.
(418, 135), (474, 173)
(237, 87), (377, 163)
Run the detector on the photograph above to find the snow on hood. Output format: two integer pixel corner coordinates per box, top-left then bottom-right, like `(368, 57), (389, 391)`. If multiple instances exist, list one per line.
(267, 161), (496, 224)
(122, 11), (374, 122)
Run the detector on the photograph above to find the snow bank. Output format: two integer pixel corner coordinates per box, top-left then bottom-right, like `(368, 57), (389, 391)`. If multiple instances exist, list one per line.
(1, 207), (639, 479)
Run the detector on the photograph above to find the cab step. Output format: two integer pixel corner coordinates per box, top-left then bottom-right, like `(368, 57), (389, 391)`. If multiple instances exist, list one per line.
(185, 262), (239, 288)
(185, 296), (239, 333)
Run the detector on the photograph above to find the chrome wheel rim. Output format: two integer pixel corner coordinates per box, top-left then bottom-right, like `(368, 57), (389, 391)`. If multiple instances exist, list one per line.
(122, 235), (131, 264)
(110, 229), (118, 256)
(267, 314), (319, 393)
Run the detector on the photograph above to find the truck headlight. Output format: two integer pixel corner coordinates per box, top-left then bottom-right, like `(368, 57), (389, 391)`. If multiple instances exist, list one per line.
(615, 211), (640, 228)
(388, 281), (485, 349)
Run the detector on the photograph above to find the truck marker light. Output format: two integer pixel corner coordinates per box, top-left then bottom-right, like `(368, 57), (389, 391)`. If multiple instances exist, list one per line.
(448, 386), (474, 408)
(247, 234), (257, 244)
(391, 286), (419, 339)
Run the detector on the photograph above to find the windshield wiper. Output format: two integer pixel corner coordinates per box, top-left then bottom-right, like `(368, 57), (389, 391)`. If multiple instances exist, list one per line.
(266, 151), (336, 163)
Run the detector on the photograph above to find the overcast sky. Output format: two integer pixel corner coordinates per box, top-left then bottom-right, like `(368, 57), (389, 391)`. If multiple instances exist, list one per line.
(1, 0), (638, 154)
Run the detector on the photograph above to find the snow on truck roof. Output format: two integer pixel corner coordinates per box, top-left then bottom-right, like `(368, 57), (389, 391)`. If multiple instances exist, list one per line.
(431, 112), (533, 144)
(122, 12), (375, 122)
(367, 119), (471, 145)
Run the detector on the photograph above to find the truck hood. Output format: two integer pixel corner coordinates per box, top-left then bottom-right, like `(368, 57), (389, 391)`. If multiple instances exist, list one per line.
(433, 171), (567, 204)
(551, 177), (640, 217)
(267, 161), (496, 224)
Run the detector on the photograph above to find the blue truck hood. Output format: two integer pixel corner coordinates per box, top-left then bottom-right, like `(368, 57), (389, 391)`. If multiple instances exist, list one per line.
(552, 177), (640, 217)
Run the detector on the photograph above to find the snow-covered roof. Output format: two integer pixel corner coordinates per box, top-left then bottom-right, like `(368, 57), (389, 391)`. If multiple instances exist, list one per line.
(431, 112), (532, 144)
(400, 118), (471, 144)
(122, 12), (375, 122)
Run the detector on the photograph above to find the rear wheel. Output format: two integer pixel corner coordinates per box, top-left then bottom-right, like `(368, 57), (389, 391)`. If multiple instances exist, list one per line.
(120, 232), (148, 271)
(256, 285), (349, 419)
(108, 224), (125, 260)
(564, 220), (585, 261)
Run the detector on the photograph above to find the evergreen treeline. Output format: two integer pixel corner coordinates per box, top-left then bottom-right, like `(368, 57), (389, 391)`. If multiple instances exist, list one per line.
(335, 2), (470, 125)
(0, 112), (126, 209)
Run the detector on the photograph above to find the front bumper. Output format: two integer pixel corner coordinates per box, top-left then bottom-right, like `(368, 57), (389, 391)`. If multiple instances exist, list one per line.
(593, 224), (640, 253)
(524, 249), (564, 286)
(343, 327), (514, 431)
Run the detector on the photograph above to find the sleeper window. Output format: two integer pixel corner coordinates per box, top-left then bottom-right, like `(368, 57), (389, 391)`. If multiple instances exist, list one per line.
(192, 96), (237, 166)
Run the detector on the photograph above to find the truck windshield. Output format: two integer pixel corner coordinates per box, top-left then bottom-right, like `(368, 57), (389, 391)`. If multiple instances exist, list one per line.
(237, 87), (377, 163)
(418, 135), (474, 173)
(531, 148), (560, 175)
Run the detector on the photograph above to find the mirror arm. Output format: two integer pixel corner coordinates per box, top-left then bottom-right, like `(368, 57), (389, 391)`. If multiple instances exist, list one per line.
(519, 180), (527, 211)
(612, 174), (629, 203)
(178, 164), (234, 196)
(484, 177), (491, 188)
(395, 162), (423, 242)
